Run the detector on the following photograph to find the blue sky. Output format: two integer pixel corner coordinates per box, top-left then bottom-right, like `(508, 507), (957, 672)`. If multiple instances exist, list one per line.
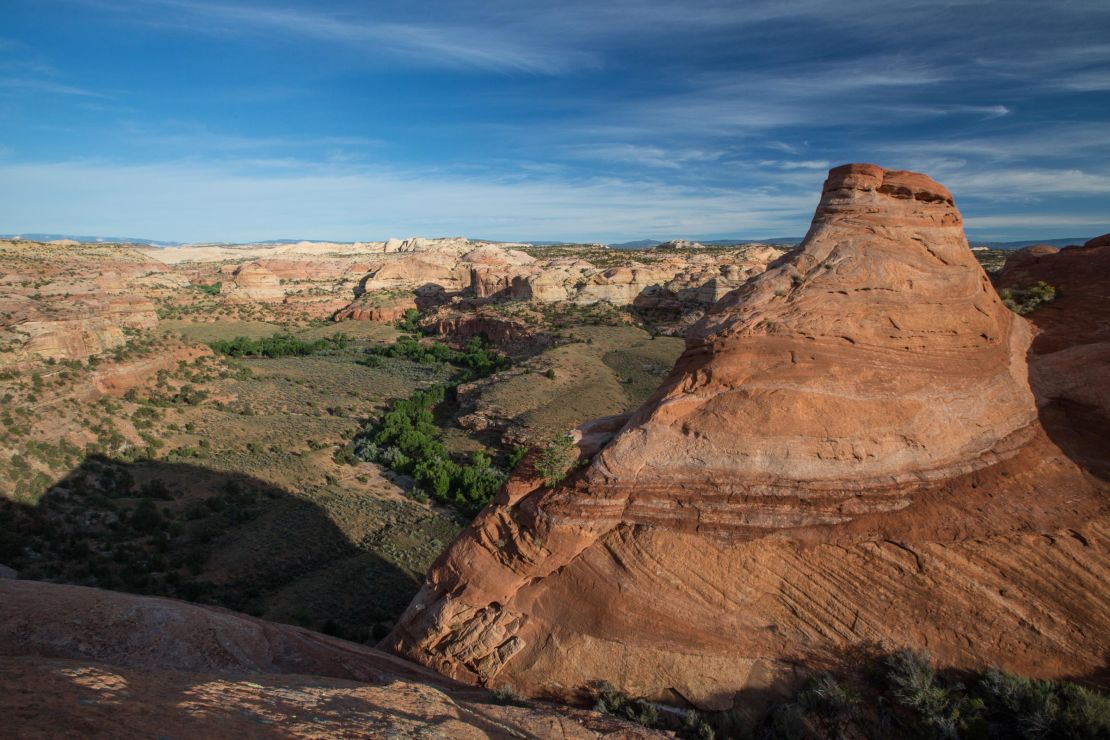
(1, 0), (1108, 243)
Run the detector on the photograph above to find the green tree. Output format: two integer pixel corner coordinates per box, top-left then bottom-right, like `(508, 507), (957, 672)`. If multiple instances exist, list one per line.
(536, 432), (577, 486)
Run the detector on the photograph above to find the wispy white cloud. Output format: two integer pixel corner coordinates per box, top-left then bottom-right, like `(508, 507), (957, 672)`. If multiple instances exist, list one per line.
(935, 167), (1110, 199)
(875, 123), (1110, 162)
(0, 77), (109, 98)
(7, 0), (1108, 242)
(6, 155), (1105, 243)
(114, 119), (384, 154)
(565, 143), (728, 169)
(1055, 70), (1110, 93)
(759, 159), (830, 170)
(69, 0), (601, 74)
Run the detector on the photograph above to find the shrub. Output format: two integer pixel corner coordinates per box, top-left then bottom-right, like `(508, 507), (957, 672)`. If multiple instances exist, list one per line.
(506, 445), (527, 470)
(491, 686), (528, 707)
(1000, 281), (1056, 315)
(334, 444), (357, 465)
(536, 432), (576, 486)
(355, 386), (506, 514)
(591, 681), (662, 728)
(978, 669), (1110, 738)
(140, 479), (175, 501)
(798, 672), (858, 722)
(883, 650), (988, 737)
(397, 308), (422, 333)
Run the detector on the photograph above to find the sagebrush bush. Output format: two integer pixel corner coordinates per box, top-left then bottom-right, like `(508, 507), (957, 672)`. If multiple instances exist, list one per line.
(999, 281), (1057, 316)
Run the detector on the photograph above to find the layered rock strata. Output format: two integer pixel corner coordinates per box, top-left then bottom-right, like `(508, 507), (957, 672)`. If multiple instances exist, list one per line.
(384, 164), (1109, 707)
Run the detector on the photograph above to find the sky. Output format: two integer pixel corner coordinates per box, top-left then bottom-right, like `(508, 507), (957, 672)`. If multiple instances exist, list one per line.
(1, 0), (1108, 243)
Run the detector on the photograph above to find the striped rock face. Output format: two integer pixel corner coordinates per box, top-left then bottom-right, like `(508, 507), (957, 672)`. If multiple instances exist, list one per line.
(384, 164), (1109, 710)
(584, 163), (1038, 527)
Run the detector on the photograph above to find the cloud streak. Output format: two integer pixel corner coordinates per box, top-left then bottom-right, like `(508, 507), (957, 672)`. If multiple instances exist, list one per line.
(0, 157), (820, 242)
(69, 0), (601, 74)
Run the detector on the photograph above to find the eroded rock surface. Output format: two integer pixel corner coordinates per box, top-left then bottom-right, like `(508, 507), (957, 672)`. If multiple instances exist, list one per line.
(996, 236), (1110, 477)
(0, 241), (163, 362)
(384, 164), (1109, 708)
(220, 261), (286, 302)
(0, 579), (660, 738)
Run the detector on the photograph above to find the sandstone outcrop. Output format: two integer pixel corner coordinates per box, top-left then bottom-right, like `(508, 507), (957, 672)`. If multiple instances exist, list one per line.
(471, 249), (782, 309)
(385, 164), (1109, 708)
(220, 262), (285, 301)
(383, 235), (470, 253)
(4, 294), (158, 362)
(0, 579), (659, 738)
(0, 240), (168, 362)
(422, 310), (556, 355)
(360, 252), (471, 293)
(334, 291), (418, 322)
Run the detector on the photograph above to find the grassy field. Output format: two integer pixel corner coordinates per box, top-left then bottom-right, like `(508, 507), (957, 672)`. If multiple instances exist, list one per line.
(454, 324), (683, 444)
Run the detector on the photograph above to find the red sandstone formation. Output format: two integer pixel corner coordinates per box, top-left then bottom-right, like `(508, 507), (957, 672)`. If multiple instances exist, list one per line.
(334, 292), (418, 322)
(996, 235), (1110, 477)
(220, 261), (285, 301)
(0, 241), (164, 363)
(384, 164), (1109, 708)
(360, 252), (473, 293)
(0, 580), (658, 738)
(470, 249), (782, 307)
(421, 309), (556, 355)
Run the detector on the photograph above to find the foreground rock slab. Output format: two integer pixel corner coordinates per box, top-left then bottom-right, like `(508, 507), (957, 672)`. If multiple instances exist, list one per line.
(0, 580), (660, 738)
(384, 164), (1110, 709)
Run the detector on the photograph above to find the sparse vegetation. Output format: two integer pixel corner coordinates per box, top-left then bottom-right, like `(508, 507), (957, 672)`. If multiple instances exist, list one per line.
(671, 649), (1110, 739)
(193, 281), (222, 296)
(1000, 281), (1057, 315)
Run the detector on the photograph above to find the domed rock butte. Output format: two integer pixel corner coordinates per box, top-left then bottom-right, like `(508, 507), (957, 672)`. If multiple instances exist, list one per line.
(384, 163), (1109, 708)
(590, 163), (1036, 498)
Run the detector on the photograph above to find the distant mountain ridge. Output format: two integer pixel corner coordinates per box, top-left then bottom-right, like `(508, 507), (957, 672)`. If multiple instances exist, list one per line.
(3, 233), (1096, 251)
(606, 237), (805, 250)
(968, 237), (1090, 250)
(1, 233), (184, 246)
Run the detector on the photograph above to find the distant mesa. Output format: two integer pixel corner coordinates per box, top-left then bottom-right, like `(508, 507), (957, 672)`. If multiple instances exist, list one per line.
(384, 163), (1109, 708)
